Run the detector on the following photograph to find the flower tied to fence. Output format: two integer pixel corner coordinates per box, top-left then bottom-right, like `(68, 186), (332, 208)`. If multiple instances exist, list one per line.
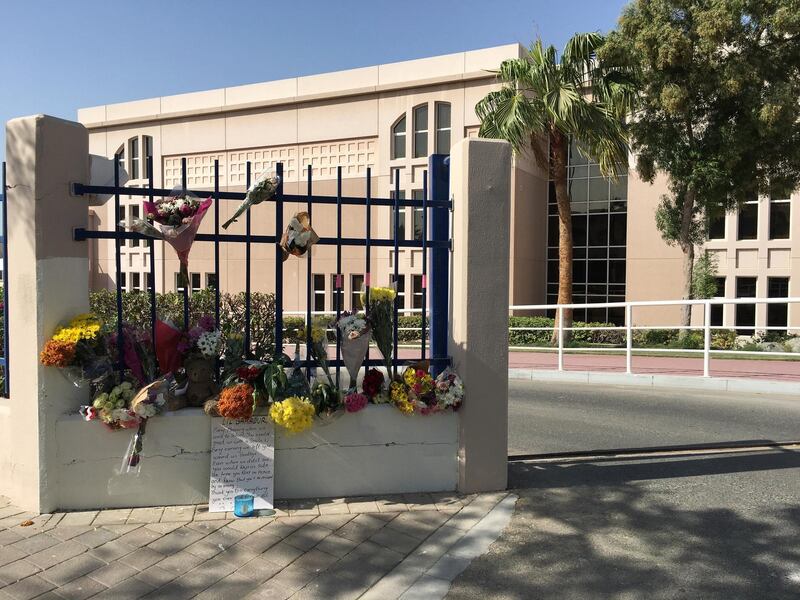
(222, 172), (280, 230)
(362, 285), (396, 378)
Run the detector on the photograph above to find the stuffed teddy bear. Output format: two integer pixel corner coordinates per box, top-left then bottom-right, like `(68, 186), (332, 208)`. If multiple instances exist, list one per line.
(183, 355), (220, 408)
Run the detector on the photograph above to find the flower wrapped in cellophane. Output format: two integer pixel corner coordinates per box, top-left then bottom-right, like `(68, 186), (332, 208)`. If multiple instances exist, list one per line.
(434, 367), (464, 412)
(336, 311), (370, 390)
(361, 285), (397, 380)
(222, 172), (280, 230)
(127, 189), (212, 288)
(299, 317), (335, 388)
(270, 396), (315, 433)
(40, 313), (113, 391)
(280, 212), (319, 261)
(79, 380), (138, 430)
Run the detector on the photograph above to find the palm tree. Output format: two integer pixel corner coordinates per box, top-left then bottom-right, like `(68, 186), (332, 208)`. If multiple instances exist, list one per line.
(476, 33), (636, 340)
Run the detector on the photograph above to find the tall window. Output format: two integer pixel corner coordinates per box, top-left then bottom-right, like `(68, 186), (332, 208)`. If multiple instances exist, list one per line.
(710, 277), (726, 327)
(412, 274), (424, 310)
(330, 274), (344, 311)
(735, 277), (757, 335)
(351, 275), (364, 311)
(435, 102), (451, 154)
(119, 272), (127, 291)
(394, 274), (406, 310)
(143, 136), (153, 179)
(413, 104), (428, 158)
(391, 116), (406, 160)
(146, 272), (154, 291)
(131, 272), (141, 292)
(312, 274), (325, 312)
(412, 190), (424, 241)
(190, 273), (201, 295)
(767, 277), (789, 332)
(769, 195), (790, 240)
(129, 205), (140, 247)
(116, 146), (125, 176)
(206, 273), (218, 289)
(707, 213), (726, 240)
(118, 205), (126, 228)
(390, 190), (406, 241)
(737, 200), (758, 240)
(175, 273), (184, 292)
(129, 137), (139, 180)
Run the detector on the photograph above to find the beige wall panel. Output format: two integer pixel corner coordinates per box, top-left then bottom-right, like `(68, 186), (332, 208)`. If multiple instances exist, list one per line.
(378, 53), (464, 87)
(464, 44), (524, 72)
(225, 108), (299, 149)
(224, 78), (298, 106)
(297, 66), (378, 96)
(462, 81), (500, 127)
(105, 98), (161, 122)
(509, 166), (548, 307)
(160, 89), (225, 115)
(78, 105), (106, 125)
(160, 116), (226, 156)
(297, 98), (379, 143)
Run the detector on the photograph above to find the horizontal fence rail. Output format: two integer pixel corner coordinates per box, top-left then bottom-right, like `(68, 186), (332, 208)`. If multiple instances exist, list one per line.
(510, 297), (800, 377)
(72, 156), (452, 385)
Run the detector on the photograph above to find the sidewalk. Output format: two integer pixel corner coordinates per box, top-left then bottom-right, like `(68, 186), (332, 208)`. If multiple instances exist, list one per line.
(0, 492), (514, 600)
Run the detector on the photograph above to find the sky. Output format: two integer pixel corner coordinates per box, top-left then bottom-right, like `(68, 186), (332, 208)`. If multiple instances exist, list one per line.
(0, 0), (628, 164)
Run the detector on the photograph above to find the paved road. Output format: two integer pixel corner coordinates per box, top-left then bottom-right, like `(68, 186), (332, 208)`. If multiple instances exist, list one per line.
(508, 380), (800, 455)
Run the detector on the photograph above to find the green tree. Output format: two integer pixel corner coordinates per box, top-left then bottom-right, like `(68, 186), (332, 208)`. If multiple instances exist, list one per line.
(691, 250), (719, 299)
(605, 0), (800, 329)
(476, 33), (635, 338)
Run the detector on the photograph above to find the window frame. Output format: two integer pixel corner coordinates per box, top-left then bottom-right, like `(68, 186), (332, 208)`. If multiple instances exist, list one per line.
(129, 137), (140, 180)
(768, 196), (791, 240)
(412, 274), (424, 310)
(143, 135), (153, 179)
(312, 274), (326, 312)
(391, 115), (407, 160)
(351, 274), (364, 311)
(412, 104), (428, 158)
(434, 102), (451, 154)
(737, 199), (759, 241)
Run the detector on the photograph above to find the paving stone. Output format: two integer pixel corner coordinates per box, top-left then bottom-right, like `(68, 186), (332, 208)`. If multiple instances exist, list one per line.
(40, 514), (64, 532)
(161, 505), (195, 523)
(0, 547), (26, 568)
(184, 539), (225, 560)
(143, 522), (182, 535)
(374, 495), (410, 514)
(91, 509), (132, 526)
(259, 541), (304, 568)
(0, 514), (37, 530)
(370, 526), (422, 554)
(234, 556), (282, 583)
(283, 523), (331, 551)
(40, 553), (107, 586)
(346, 500), (381, 514)
(88, 539), (136, 562)
(10, 533), (60, 555)
(428, 552), (472, 581)
(0, 507), (26, 521)
(51, 574), (108, 600)
(156, 549), (205, 575)
(116, 527), (162, 549)
(90, 575), (155, 600)
(56, 513), (98, 528)
(292, 570), (370, 600)
(237, 530), (283, 553)
(313, 533), (358, 558)
(398, 574), (451, 600)
(1, 574), (56, 600)
(202, 526), (246, 549)
(145, 558), (237, 600)
(125, 507), (163, 524)
(146, 526), (204, 554)
(120, 546), (165, 572)
(0, 529), (24, 545)
(335, 514), (388, 543)
(402, 493), (439, 511)
(291, 548), (338, 574)
(185, 519), (230, 534)
(311, 514), (355, 531)
(72, 528), (117, 549)
(192, 506), (227, 522)
(268, 563), (317, 593)
(334, 541), (404, 587)
(316, 498), (350, 516)
(0, 560), (40, 585)
(387, 511), (450, 540)
(429, 492), (466, 511)
(27, 541), (88, 570)
(131, 565), (176, 588)
(86, 561), (138, 587)
(194, 572), (260, 600)
(213, 542), (259, 568)
(226, 518), (270, 535)
(243, 579), (294, 600)
(100, 524), (142, 536)
(359, 563), (424, 600)
(47, 527), (93, 542)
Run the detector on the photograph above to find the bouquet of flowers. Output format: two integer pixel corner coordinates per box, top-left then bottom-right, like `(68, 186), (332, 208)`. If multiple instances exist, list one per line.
(106, 324), (157, 387)
(269, 396), (315, 433)
(336, 311), (370, 389)
(123, 377), (173, 469)
(301, 317), (335, 388)
(222, 172), (280, 230)
(127, 189), (213, 288)
(362, 285), (397, 378)
(40, 313), (113, 390)
(80, 380), (138, 430)
(280, 212), (319, 261)
(434, 368), (464, 412)
(155, 316), (222, 376)
(403, 365), (436, 408)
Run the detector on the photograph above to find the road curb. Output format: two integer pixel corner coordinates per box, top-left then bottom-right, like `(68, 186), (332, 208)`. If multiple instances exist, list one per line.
(509, 369), (800, 395)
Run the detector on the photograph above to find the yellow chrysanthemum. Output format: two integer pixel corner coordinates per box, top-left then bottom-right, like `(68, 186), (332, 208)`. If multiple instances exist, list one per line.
(270, 396), (315, 433)
(390, 381), (408, 404)
(395, 398), (415, 414)
(369, 287), (396, 303)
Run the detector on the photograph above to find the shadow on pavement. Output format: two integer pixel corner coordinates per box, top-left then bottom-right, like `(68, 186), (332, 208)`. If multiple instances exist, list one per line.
(447, 450), (800, 600)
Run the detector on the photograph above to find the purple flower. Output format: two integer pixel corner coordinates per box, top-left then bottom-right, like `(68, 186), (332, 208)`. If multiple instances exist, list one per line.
(198, 315), (216, 332)
(188, 326), (203, 342)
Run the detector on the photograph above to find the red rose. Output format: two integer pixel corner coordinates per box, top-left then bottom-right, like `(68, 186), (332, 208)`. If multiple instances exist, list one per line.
(362, 368), (384, 397)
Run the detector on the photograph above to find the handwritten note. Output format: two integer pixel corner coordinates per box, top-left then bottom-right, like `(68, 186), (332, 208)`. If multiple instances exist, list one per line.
(209, 416), (274, 513)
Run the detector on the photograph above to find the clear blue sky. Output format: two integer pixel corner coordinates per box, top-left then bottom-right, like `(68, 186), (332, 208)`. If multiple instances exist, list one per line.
(0, 0), (628, 164)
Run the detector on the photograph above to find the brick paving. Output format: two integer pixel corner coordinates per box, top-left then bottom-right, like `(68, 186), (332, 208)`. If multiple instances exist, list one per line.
(0, 492), (513, 600)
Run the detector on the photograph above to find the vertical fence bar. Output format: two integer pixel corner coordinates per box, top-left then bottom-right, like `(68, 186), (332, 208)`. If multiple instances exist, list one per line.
(392, 169), (400, 378)
(181, 158), (189, 330)
(625, 303), (633, 374)
(557, 309), (564, 371)
(213, 160), (221, 334)
(364, 168), (371, 369)
(428, 155), (449, 375)
(306, 166), (313, 378)
(335, 166), (342, 387)
(274, 163), (284, 357)
(244, 162), (252, 357)
(147, 157), (157, 361)
(1, 162), (9, 396)
(421, 169), (428, 361)
(703, 300), (712, 377)
(114, 154), (125, 370)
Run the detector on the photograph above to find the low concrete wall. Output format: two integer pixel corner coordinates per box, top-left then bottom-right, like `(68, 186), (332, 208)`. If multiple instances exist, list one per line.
(55, 406), (458, 510)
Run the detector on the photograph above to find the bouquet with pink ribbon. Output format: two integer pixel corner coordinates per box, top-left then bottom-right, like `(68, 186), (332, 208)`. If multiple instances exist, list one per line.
(125, 189), (212, 288)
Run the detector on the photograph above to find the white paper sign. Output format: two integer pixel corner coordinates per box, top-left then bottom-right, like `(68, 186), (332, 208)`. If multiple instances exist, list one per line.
(209, 416), (274, 513)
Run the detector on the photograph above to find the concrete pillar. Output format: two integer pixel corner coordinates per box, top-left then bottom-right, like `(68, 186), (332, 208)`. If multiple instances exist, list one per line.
(1, 115), (90, 512)
(450, 138), (511, 493)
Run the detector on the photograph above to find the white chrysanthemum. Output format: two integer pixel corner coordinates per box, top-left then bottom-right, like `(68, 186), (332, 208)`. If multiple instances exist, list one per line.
(197, 330), (221, 357)
(135, 402), (158, 418)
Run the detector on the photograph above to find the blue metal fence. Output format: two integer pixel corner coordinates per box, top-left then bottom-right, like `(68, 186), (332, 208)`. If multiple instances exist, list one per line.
(72, 155), (452, 382)
(1, 162), (8, 397)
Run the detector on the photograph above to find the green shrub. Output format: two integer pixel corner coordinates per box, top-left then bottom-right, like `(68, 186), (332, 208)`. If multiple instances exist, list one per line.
(710, 329), (736, 350)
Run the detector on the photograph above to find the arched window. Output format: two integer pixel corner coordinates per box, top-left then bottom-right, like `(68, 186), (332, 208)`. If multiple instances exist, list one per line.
(435, 102), (451, 154)
(391, 115), (406, 159)
(413, 104), (428, 158)
(143, 135), (153, 178)
(115, 145), (125, 175)
(129, 137), (140, 179)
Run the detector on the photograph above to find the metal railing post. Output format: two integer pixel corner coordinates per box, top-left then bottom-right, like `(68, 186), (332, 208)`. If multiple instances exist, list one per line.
(428, 154), (450, 376)
(557, 309), (564, 371)
(625, 303), (633, 374)
(703, 300), (712, 377)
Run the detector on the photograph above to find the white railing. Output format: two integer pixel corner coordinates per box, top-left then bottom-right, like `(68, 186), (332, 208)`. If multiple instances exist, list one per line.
(510, 297), (800, 378)
(283, 308), (426, 334)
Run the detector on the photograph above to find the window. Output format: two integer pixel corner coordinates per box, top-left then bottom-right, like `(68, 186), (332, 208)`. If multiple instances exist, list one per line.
(394, 274), (406, 310)
(116, 146), (125, 176)
(119, 272), (127, 290)
(146, 272), (154, 291)
(391, 116), (406, 160)
(129, 137), (139, 180)
(412, 190), (424, 241)
(313, 274), (325, 312)
(767, 277), (789, 332)
(412, 275), (424, 309)
(206, 273), (218, 289)
(131, 272), (141, 292)
(330, 274), (344, 311)
(190, 273), (201, 295)
(129, 205), (140, 247)
(737, 200), (758, 240)
(435, 102), (451, 154)
(143, 136), (153, 179)
(118, 205), (126, 227)
(710, 277), (725, 327)
(769, 197), (790, 240)
(413, 104), (428, 158)
(175, 273), (185, 292)
(707, 213), (726, 240)
(351, 275), (364, 311)
(735, 277), (757, 335)
(390, 190), (406, 241)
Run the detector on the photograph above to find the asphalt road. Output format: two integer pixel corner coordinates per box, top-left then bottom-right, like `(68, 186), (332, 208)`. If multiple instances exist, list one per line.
(508, 380), (800, 455)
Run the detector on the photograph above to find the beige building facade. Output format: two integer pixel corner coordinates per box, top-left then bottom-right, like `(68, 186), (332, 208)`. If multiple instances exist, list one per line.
(77, 44), (799, 330)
